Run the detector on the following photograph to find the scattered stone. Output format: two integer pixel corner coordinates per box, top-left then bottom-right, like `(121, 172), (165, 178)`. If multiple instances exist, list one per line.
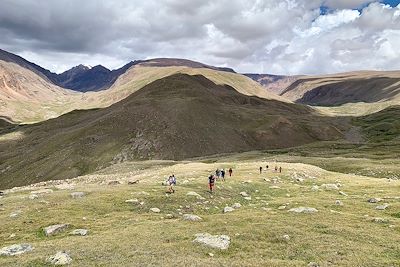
(186, 191), (205, 200)
(263, 178), (271, 182)
(150, 208), (161, 213)
(183, 214), (202, 221)
(335, 200), (343, 206)
(282, 234), (290, 241)
(193, 233), (230, 250)
(9, 233), (16, 238)
(288, 207), (318, 214)
(125, 198), (139, 204)
(0, 191), (4, 196)
(9, 210), (22, 218)
(368, 198), (382, 203)
(29, 194), (39, 200)
(232, 203), (242, 209)
(371, 217), (389, 223)
(47, 251), (72, 265)
(208, 252), (214, 257)
(70, 229), (88, 236)
(70, 192), (85, 199)
(108, 180), (121, 185)
(243, 197), (252, 201)
(311, 185), (319, 192)
(239, 192), (249, 197)
(262, 207), (273, 211)
(376, 204), (389, 210)
(308, 262), (319, 267)
(128, 180), (139, 185)
(165, 214), (174, 219)
(0, 244), (33, 256)
(223, 206), (235, 213)
(339, 191), (348, 196)
(44, 224), (70, 236)
(278, 205), (287, 210)
(321, 184), (339, 191)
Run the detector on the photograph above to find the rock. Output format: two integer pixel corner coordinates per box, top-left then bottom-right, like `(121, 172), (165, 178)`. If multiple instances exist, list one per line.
(186, 191), (205, 200)
(70, 229), (88, 236)
(125, 198), (139, 204)
(311, 185), (319, 191)
(308, 262), (319, 267)
(335, 200), (343, 206)
(47, 251), (72, 265)
(29, 194), (39, 200)
(128, 180), (139, 185)
(0, 244), (33, 256)
(9, 210), (22, 218)
(208, 252), (214, 257)
(288, 207), (318, 214)
(278, 205), (287, 210)
(44, 224), (70, 236)
(232, 203), (242, 209)
(243, 197), (252, 201)
(70, 192), (85, 199)
(368, 198), (382, 203)
(0, 191), (4, 196)
(262, 207), (273, 211)
(193, 233), (230, 250)
(321, 184), (339, 190)
(108, 180), (121, 185)
(282, 234), (290, 241)
(239, 192), (249, 197)
(371, 217), (389, 223)
(376, 204), (389, 210)
(223, 206), (235, 213)
(150, 208), (160, 213)
(31, 189), (53, 194)
(269, 186), (280, 189)
(9, 233), (16, 238)
(339, 191), (348, 196)
(165, 214), (174, 219)
(183, 214), (202, 221)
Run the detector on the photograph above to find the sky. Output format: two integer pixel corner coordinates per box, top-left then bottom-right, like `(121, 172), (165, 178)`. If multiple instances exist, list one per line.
(0, 0), (400, 75)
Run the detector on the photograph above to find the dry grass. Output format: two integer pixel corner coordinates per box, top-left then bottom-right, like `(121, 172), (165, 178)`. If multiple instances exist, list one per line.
(1, 157), (399, 266)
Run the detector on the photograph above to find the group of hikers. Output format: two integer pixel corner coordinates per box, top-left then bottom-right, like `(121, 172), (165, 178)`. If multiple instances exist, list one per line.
(164, 164), (282, 193)
(259, 165), (282, 174)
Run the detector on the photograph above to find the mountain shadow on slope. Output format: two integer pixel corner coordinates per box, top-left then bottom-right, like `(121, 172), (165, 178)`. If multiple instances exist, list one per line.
(0, 74), (344, 189)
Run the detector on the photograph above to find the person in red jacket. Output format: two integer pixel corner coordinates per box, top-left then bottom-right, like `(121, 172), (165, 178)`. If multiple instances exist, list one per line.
(228, 168), (233, 177)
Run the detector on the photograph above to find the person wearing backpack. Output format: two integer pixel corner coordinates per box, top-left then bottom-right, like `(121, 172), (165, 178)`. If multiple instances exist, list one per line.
(228, 168), (233, 177)
(221, 169), (225, 181)
(208, 174), (216, 193)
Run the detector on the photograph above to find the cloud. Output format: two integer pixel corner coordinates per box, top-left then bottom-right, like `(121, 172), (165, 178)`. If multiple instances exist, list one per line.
(0, 0), (399, 75)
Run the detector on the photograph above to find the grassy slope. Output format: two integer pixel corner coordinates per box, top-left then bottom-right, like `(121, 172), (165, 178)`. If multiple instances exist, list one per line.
(0, 74), (344, 190)
(0, 158), (399, 266)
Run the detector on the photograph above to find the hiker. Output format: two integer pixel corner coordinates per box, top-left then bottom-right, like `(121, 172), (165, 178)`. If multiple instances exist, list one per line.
(259, 166), (262, 174)
(215, 169), (220, 180)
(167, 175), (176, 193)
(266, 165), (269, 169)
(221, 169), (225, 181)
(208, 174), (216, 193)
(279, 167), (282, 173)
(275, 166), (278, 172)
(228, 168), (233, 177)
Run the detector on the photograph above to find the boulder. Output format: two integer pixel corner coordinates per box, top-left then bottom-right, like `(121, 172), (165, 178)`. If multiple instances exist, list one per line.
(70, 229), (88, 236)
(0, 244), (33, 256)
(232, 203), (242, 209)
(193, 233), (230, 250)
(150, 208), (161, 213)
(108, 180), (121, 185)
(239, 192), (249, 197)
(311, 185), (319, 192)
(70, 192), (85, 199)
(29, 194), (39, 200)
(183, 214), (202, 221)
(223, 206), (234, 213)
(368, 198), (382, 203)
(128, 180), (140, 185)
(47, 251), (72, 265)
(288, 207), (318, 214)
(44, 224), (70, 236)
(376, 204), (389, 210)
(335, 200), (343, 206)
(282, 234), (290, 241)
(125, 199), (139, 204)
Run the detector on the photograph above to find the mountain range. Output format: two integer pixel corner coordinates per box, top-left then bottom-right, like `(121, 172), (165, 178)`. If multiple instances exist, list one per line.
(0, 48), (399, 189)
